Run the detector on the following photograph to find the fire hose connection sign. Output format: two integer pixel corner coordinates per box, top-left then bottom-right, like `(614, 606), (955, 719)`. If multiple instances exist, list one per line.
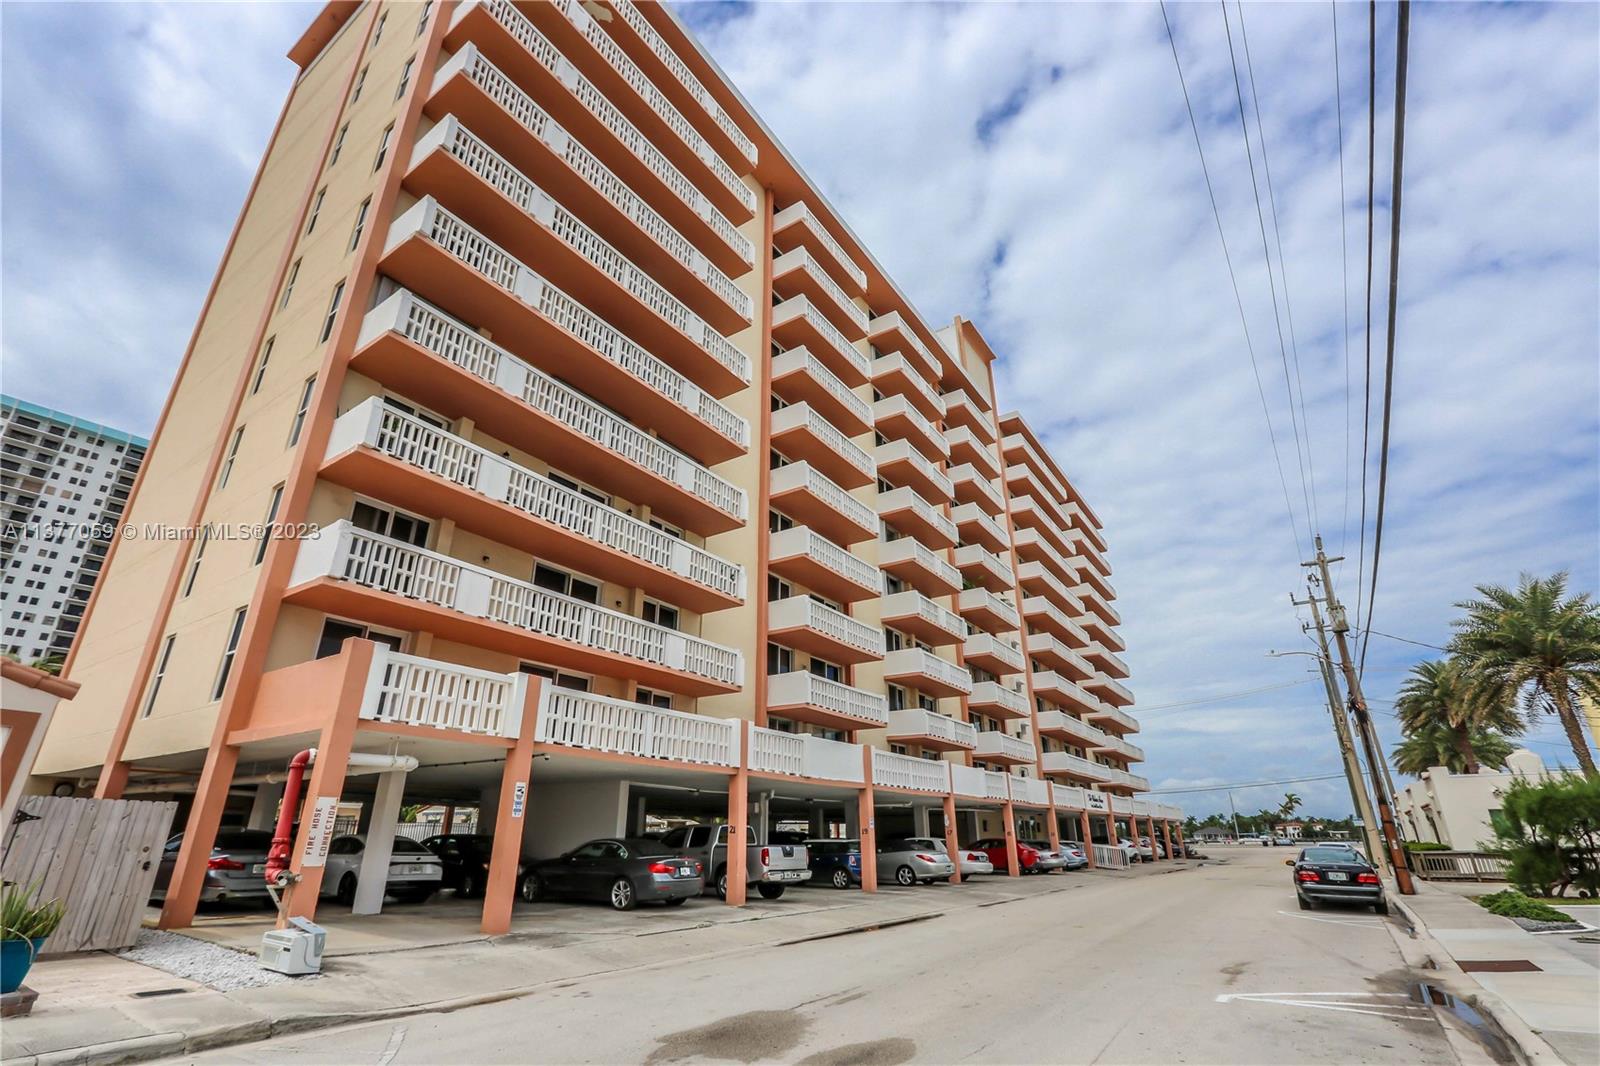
(300, 797), (339, 868)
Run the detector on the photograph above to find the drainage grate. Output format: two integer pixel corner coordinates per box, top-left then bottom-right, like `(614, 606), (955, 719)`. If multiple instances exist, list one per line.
(131, 988), (190, 999)
(1456, 960), (1541, 973)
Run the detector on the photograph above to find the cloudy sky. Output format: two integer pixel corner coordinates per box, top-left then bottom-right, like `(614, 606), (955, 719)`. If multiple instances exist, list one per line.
(3, 2), (1595, 819)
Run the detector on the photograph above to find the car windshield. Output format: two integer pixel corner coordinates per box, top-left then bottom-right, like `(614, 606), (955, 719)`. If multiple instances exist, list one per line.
(1301, 847), (1362, 863)
(391, 837), (432, 855)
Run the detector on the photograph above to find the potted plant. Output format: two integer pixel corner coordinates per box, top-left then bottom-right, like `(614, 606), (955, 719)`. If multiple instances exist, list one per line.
(1, 881), (66, 994)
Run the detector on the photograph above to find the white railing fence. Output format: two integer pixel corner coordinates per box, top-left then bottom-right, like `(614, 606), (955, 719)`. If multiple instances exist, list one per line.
(536, 687), (738, 766)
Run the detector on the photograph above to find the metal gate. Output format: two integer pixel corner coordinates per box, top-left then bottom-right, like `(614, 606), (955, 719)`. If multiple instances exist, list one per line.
(2, 795), (176, 954)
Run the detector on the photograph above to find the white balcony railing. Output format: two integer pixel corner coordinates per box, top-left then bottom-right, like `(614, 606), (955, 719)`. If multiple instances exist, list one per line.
(880, 590), (967, 643)
(1041, 750), (1141, 788)
(873, 395), (948, 461)
(772, 295), (869, 383)
(537, 687), (738, 765)
(769, 526), (881, 595)
(877, 537), (961, 592)
(441, 41), (753, 273)
(770, 347), (871, 429)
(982, 769), (1013, 801)
(768, 462), (877, 539)
(451, 4), (753, 258)
(954, 544), (1015, 590)
(871, 749), (950, 793)
(958, 587), (1020, 630)
(773, 201), (867, 291)
(1035, 709), (1112, 748)
(291, 521), (743, 686)
(950, 463), (1006, 514)
(945, 425), (998, 474)
(361, 646), (524, 737)
(871, 353), (946, 420)
(882, 647), (974, 695)
(942, 389), (997, 436)
(1016, 559), (1084, 615)
(748, 725), (805, 776)
(802, 734), (867, 783)
(1089, 703), (1140, 734)
(968, 681), (1029, 717)
(1089, 675), (1136, 708)
(887, 708), (978, 749)
(768, 596), (886, 659)
(1021, 596), (1091, 647)
(767, 671), (889, 727)
(877, 487), (958, 545)
(1086, 642), (1131, 679)
(358, 291), (747, 523)
(953, 501), (1009, 549)
(326, 400), (744, 601)
(949, 763), (989, 799)
(867, 312), (940, 380)
(1027, 634), (1094, 679)
(1013, 776), (1051, 807)
(876, 439), (953, 499)
(1013, 528), (1081, 588)
(963, 632), (1025, 673)
(1032, 670), (1106, 715)
(771, 402), (876, 482)
(1094, 733), (1146, 764)
(773, 247), (868, 334)
(973, 730), (1035, 764)
(1052, 783), (1088, 811)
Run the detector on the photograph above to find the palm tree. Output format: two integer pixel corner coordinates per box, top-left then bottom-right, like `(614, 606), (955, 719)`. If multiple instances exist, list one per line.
(1392, 721), (1515, 776)
(1279, 792), (1303, 820)
(1451, 573), (1600, 777)
(1394, 659), (1521, 774)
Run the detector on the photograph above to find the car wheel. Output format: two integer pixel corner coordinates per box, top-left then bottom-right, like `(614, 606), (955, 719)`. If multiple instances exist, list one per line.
(831, 869), (852, 890)
(714, 866), (728, 900)
(609, 877), (636, 911)
(459, 871), (480, 899)
(1373, 897), (1389, 916)
(895, 865), (915, 887)
(1297, 893), (1312, 911)
(335, 873), (357, 906)
(664, 896), (687, 907)
(756, 883), (785, 900)
(519, 873), (544, 904)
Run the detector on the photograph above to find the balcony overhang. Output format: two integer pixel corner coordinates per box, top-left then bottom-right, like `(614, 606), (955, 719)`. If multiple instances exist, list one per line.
(871, 355), (944, 423)
(879, 593), (966, 648)
(881, 657), (971, 700)
(771, 297), (868, 388)
(767, 602), (882, 666)
(957, 590), (1016, 636)
(878, 541), (961, 599)
(876, 448), (949, 503)
(768, 464), (876, 547)
(770, 349), (871, 437)
(770, 405), (874, 489)
(962, 639), (1021, 677)
(886, 711), (977, 753)
(877, 494), (956, 550)
(953, 546), (1013, 594)
(768, 530), (881, 605)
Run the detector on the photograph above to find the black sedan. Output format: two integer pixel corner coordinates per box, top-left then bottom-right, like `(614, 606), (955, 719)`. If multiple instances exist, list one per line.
(1289, 845), (1388, 913)
(419, 834), (500, 898)
(518, 838), (703, 911)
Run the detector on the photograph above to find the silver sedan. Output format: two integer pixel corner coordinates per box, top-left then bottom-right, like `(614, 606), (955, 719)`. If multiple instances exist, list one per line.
(876, 837), (956, 885)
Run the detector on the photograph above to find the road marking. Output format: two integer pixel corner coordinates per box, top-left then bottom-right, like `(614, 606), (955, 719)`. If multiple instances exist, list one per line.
(1275, 909), (1385, 927)
(377, 1024), (409, 1065)
(1216, 992), (1432, 1021)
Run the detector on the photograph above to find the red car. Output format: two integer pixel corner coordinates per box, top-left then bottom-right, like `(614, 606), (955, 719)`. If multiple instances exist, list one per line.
(966, 838), (1041, 873)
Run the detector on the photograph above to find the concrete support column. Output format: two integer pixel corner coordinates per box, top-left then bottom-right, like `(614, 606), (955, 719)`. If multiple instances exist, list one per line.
(1045, 803), (1061, 851)
(1103, 812), (1117, 852)
(246, 782), (284, 830)
(810, 807), (827, 840)
(352, 769), (408, 915)
(912, 804), (931, 837)
(1002, 801), (1020, 877)
(942, 794), (961, 884)
(858, 748), (877, 893)
(442, 804), (455, 835)
(482, 675), (540, 934)
(753, 790), (772, 844)
(158, 744), (240, 929)
(725, 722), (750, 906)
(1161, 821), (1174, 861)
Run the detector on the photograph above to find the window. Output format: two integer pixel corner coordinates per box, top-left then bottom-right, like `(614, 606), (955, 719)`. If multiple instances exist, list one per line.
(250, 337), (273, 395)
(218, 427), (245, 489)
(647, 518), (683, 539)
(546, 471), (608, 505)
(767, 642), (792, 674)
(330, 123), (349, 166)
(142, 635), (175, 717)
(280, 259), (300, 308)
(519, 663), (590, 691)
(351, 65), (368, 103)
(396, 56), (414, 99)
(415, 0), (432, 36)
(374, 124), (393, 171)
(351, 500), (429, 546)
(212, 607), (247, 701)
(641, 600), (678, 630)
(316, 618), (403, 659)
(767, 575), (792, 601)
(532, 563), (600, 603)
(306, 187), (326, 234)
(287, 377), (315, 446)
(371, 10), (386, 46)
(768, 510), (793, 533)
(635, 687), (672, 709)
(253, 484), (283, 565)
(808, 657), (842, 682)
(319, 282), (344, 343)
(182, 528), (209, 597)
(383, 396), (447, 428)
(349, 197), (370, 251)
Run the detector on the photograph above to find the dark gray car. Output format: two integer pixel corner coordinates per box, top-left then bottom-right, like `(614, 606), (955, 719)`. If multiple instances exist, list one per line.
(151, 829), (274, 904)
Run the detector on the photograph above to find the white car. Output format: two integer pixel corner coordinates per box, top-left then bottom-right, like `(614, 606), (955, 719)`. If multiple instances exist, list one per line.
(320, 834), (444, 905)
(957, 848), (995, 875)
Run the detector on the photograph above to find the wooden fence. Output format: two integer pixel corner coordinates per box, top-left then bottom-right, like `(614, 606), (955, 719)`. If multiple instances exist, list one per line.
(2, 795), (176, 954)
(1410, 850), (1510, 882)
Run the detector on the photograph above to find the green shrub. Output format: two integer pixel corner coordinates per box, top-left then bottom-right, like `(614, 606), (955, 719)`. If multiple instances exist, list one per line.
(1476, 889), (1573, 923)
(1, 881), (66, 942)
(1490, 774), (1600, 897)
(1404, 841), (1452, 852)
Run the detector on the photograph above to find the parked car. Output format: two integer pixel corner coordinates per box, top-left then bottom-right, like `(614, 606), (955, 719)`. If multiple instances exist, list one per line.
(956, 847), (995, 875)
(320, 835), (444, 905)
(1132, 838), (1157, 862)
(519, 837), (702, 910)
(657, 823), (810, 899)
(1107, 839), (1140, 864)
(1274, 835), (1294, 847)
(876, 837), (956, 885)
(419, 833), (499, 898)
(1289, 845), (1387, 914)
(1057, 842), (1089, 870)
(1019, 840), (1067, 872)
(967, 837), (1041, 874)
(804, 839), (862, 889)
(151, 829), (274, 904)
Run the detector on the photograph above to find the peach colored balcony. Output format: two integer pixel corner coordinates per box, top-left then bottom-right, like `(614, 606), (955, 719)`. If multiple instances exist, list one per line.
(957, 587), (1019, 635)
(350, 291), (745, 535)
(1082, 613), (1127, 653)
(322, 399), (742, 614)
(403, 128), (750, 401)
(772, 247), (868, 340)
(420, 47), (749, 326)
(1086, 674), (1135, 709)
(1041, 750), (1128, 788)
(772, 296), (869, 388)
(1087, 702), (1140, 736)
(523, 0), (756, 222)
(434, 21), (750, 276)
(882, 648), (973, 699)
(771, 347), (872, 437)
(767, 595), (884, 665)
(972, 729), (1035, 766)
(1026, 633), (1094, 681)
(767, 671), (888, 732)
(1093, 733), (1146, 764)
(1036, 709), (1113, 749)
(887, 708), (978, 752)
(770, 402), (875, 489)
(953, 502), (1009, 554)
(1030, 670), (1105, 716)
(772, 201), (866, 293)
(877, 488), (957, 549)
(1085, 642), (1130, 679)
(949, 463), (1005, 516)
(942, 390), (996, 442)
(1001, 432), (1077, 512)
(880, 590), (967, 647)
(871, 353), (945, 423)
(873, 396), (947, 463)
(1071, 581), (1122, 627)
(1008, 496), (1079, 561)
(286, 522), (742, 696)
(1011, 527), (1078, 589)
(1021, 596), (1091, 649)
(946, 425), (999, 479)
(768, 526), (881, 605)
(953, 544), (1014, 594)
(967, 681), (1030, 721)
(867, 312), (940, 382)
(876, 440), (952, 502)
(872, 749), (954, 794)
(878, 537), (961, 599)
(768, 462), (877, 547)
(1016, 559), (1084, 616)
(963, 632), (1024, 676)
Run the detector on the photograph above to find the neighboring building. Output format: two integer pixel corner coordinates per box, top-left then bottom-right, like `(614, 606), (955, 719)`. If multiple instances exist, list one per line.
(1273, 821), (1305, 840)
(1396, 750), (1552, 850)
(32, 0), (1173, 929)
(1193, 827), (1233, 844)
(1, 395), (147, 664)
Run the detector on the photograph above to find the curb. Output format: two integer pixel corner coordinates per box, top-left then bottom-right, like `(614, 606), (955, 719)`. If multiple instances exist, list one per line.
(1387, 892), (1568, 1066)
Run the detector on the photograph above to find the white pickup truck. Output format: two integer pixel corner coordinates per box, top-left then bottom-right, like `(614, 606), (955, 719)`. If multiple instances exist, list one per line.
(658, 824), (810, 899)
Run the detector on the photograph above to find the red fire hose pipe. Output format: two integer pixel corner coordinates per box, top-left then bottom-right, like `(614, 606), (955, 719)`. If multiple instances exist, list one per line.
(264, 749), (314, 888)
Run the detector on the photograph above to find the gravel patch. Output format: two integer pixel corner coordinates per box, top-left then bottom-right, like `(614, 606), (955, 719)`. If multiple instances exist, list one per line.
(1509, 916), (1589, 934)
(118, 929), (308, 992)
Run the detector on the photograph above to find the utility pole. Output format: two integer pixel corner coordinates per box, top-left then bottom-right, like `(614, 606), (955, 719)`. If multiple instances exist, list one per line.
(1298, 590), (1386, 867)
(1228, 791), (1241, 842)
(1304, 535), (1415, 894)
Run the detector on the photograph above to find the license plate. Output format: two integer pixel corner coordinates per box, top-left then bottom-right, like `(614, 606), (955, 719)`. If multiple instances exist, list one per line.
(772, 870), (804, 882)
(1326, 871), (1349, 882)
(396, 864), (426, 875)
(675, 867), (694, 878)
(251, 863), (265, 874)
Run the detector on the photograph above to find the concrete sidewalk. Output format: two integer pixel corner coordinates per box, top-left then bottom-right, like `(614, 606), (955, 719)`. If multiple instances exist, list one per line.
(2, 862), (1181, 1065)
(1392, 880), (1600, 1066)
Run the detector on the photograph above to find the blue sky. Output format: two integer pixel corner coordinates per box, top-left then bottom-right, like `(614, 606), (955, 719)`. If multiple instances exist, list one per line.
(3, 2), (1595, 819)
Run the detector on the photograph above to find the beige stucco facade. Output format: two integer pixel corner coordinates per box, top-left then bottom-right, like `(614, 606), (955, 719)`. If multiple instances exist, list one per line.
(1396, 749), (1552, 850)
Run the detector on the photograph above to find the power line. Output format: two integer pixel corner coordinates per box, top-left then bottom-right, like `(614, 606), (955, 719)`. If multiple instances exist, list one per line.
(1354, 0), (1377, 657)
(1219, 1), (1317, 547)
(1331, 2), (1354, 559)
(1158, 1), (1306, 563)
(1145, 771), (1354, 796)
(1136, 678), (1318, 715)
(1359, 0), (1412, 677)
(1362, 628), (1448, 653)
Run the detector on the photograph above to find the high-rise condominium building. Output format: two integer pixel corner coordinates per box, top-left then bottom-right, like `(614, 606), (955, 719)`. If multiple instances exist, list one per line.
(34, 0), (1175, 930)
(1, 396), (147, 663)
